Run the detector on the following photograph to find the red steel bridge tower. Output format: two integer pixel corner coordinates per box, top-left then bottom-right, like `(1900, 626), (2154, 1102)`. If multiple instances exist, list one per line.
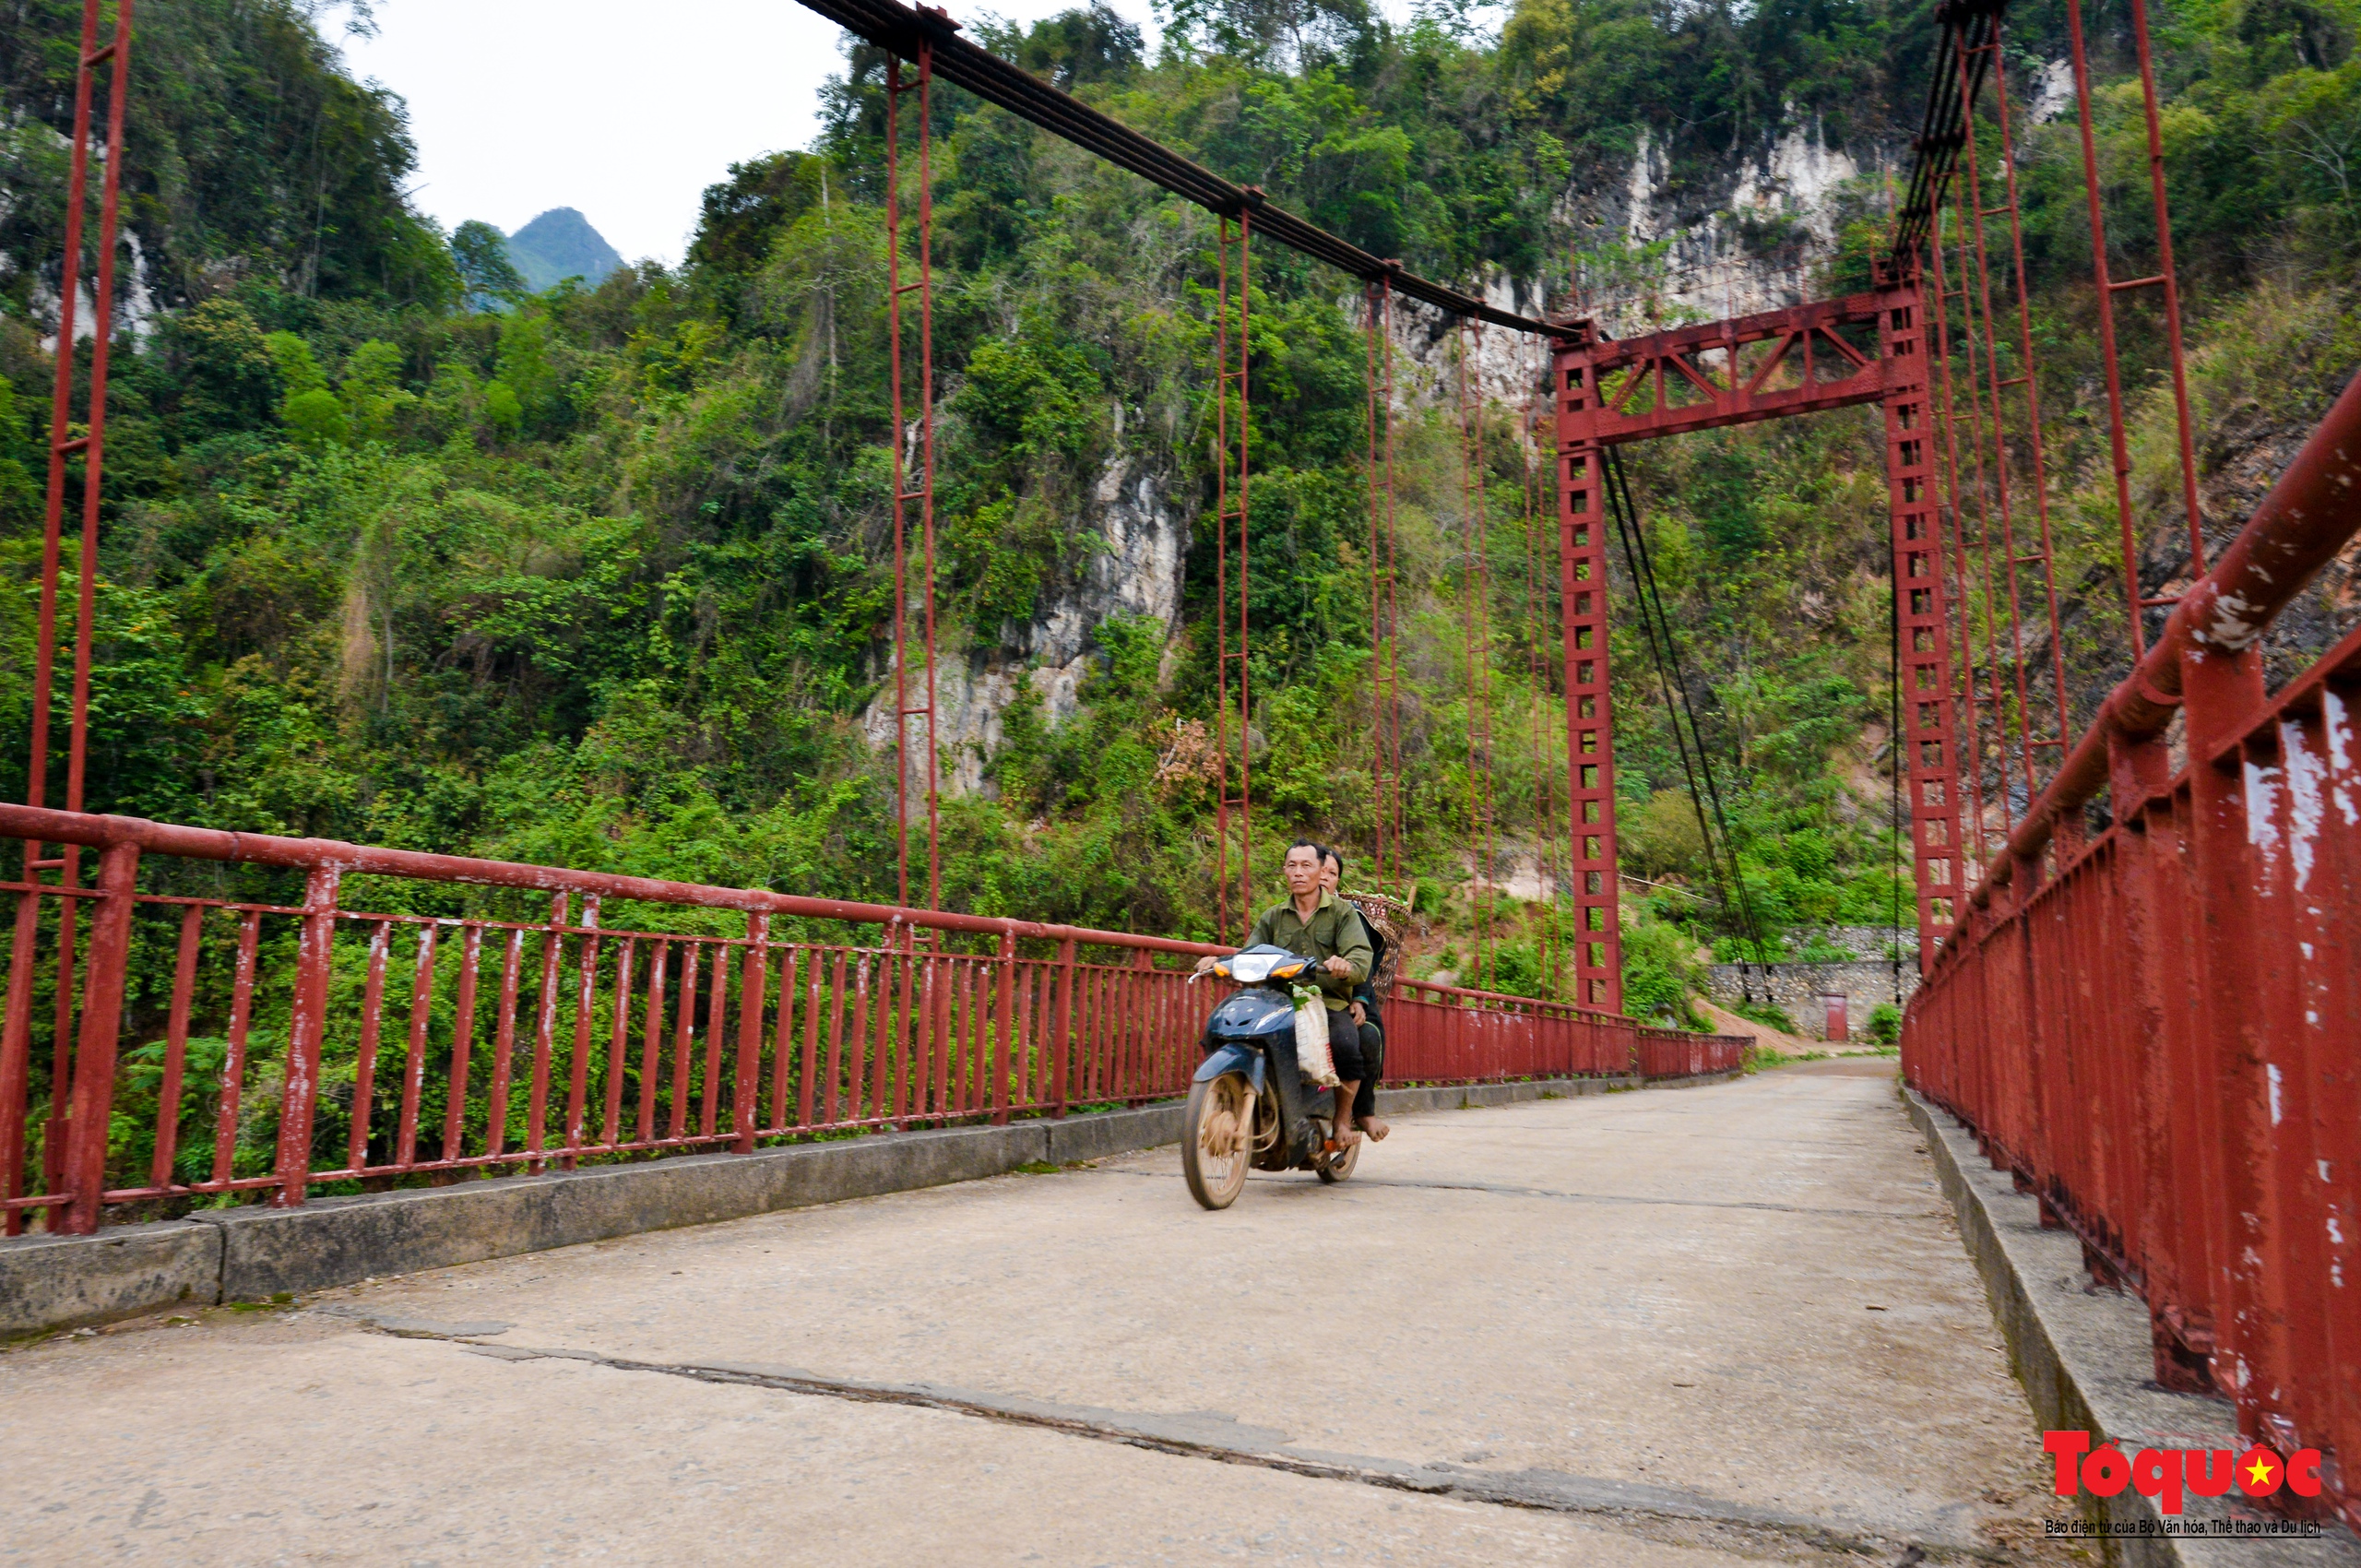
(1551, 269), (1967, 992)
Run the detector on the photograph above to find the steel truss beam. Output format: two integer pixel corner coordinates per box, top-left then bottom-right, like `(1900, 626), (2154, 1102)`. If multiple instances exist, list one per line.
(1569, 295), (1894, 445)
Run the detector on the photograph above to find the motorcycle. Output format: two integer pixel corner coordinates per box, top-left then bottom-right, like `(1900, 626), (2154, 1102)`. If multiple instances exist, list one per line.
(1180, 944), (1361, 1210)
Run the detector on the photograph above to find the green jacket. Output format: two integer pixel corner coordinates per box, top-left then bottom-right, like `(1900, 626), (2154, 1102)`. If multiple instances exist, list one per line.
(1243, 890), (1372, 1012)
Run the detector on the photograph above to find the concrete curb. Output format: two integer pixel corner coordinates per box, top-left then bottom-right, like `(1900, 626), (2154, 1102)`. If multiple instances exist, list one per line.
(1044, 1104), (1181, 1164)
(192, 1120), (1065, 1302)
(5, 1071), (1747, 1338)
(1641, 1068), (1745, 1091)
(1904, 1087), (2361, 1567)
(0, 1220), (220, 1340)
(1376, 1075), (1634, 1113)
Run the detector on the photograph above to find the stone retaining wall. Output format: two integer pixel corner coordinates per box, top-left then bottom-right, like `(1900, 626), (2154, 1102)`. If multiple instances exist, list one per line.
(1704, 956), (1916, 1041)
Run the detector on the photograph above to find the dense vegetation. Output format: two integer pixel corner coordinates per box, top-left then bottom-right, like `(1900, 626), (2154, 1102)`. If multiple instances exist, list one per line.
(1, 0), (2357, 1083)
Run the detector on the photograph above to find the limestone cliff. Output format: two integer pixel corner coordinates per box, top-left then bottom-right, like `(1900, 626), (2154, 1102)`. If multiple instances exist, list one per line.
(863, 456), (1184, 797)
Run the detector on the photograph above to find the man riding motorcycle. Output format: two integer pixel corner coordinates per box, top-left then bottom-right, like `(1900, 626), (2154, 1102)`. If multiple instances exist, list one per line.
(1193, 839), (1376, 1146)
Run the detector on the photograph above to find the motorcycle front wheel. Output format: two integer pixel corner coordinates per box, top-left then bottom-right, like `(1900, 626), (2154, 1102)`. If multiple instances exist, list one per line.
(1181, 1071), (1252, 1210)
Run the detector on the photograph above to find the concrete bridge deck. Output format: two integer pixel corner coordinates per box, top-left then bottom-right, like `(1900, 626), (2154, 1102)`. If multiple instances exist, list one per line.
(0, 1063), (2075, 1564)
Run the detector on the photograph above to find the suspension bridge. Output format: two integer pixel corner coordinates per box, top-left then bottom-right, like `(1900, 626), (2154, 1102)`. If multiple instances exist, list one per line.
(3, 0), (2359, 1556)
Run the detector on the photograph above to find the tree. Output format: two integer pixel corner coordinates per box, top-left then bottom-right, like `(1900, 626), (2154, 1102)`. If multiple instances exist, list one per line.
(688, 151), (828, 281)
(1160, 0), (1370, 69)
(988, 4), (1145, 88)
(452, 220), (525, 310)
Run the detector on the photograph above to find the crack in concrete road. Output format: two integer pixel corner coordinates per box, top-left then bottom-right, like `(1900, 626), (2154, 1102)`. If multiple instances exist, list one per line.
(1086, 1166), (1946, 1220)
(324, 1313), (1999, 1563)
(314, 1309), (516, 1338)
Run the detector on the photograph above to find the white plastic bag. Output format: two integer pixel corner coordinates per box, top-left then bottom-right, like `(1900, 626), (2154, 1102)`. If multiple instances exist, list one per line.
(1291, 984), (1340, 1087)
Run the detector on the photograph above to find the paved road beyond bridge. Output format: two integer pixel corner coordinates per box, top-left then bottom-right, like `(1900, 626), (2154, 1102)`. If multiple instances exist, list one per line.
(2, 1064), (2076, 1564)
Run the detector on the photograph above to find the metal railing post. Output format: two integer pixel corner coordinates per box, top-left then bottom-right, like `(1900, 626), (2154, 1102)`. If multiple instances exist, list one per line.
(1051, 935), (1075, 1118)
(349, 919), (390, 1177)
(56, 838), (136, 1234)
(153, 904), (203, 1192)
(733, 913), (768, 1153)
(564, 896), (600, 1165)
(2181, 639), (2280, 1443)
(992, 930), (1015, 1125)
(0, 881), (42, 1235)
(525, 892), (566, 1170)
(2107, 725), (2216, 1387)
(270, 863), (340, 1208)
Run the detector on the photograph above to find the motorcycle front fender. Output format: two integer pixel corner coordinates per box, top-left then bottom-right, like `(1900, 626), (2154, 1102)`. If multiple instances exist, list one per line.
(1192, 1040), (1267, 1096)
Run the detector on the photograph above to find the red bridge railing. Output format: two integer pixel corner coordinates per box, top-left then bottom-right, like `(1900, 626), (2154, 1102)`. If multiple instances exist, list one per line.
(1634, 1028), (1749, 1081)
(1392, 978), (1745, 1082)
(1905, 371), (2361, 1526)
(0, 804), (1742, 1236)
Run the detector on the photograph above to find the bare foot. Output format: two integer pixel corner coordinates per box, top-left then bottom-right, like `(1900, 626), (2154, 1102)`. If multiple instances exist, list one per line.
(1362, 1115), (1391, 1142)
(1333, 1123), (1364, 1149)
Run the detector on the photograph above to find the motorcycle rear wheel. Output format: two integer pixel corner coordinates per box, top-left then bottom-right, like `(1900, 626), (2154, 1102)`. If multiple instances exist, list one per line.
(1316, 1132), (1360, 1183)
(1182, 1072), (1252, 1210)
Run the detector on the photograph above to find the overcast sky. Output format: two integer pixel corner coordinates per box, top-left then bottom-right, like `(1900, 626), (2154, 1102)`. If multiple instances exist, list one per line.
(337, 0), (1166, 267)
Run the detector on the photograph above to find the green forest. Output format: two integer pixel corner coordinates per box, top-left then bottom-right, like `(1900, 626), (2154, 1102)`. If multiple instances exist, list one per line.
(1, 0), (2358, 1052)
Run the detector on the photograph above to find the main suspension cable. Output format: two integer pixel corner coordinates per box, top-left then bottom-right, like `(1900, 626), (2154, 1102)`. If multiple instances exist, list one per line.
(800, 0), (1557, 334)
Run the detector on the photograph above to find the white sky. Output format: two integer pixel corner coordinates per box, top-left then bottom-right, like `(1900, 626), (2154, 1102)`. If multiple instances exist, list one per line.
(337, 0), (1166, 267)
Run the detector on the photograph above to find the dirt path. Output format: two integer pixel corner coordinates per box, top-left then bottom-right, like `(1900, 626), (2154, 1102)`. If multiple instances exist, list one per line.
(0, 1066), (2075, 1565)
